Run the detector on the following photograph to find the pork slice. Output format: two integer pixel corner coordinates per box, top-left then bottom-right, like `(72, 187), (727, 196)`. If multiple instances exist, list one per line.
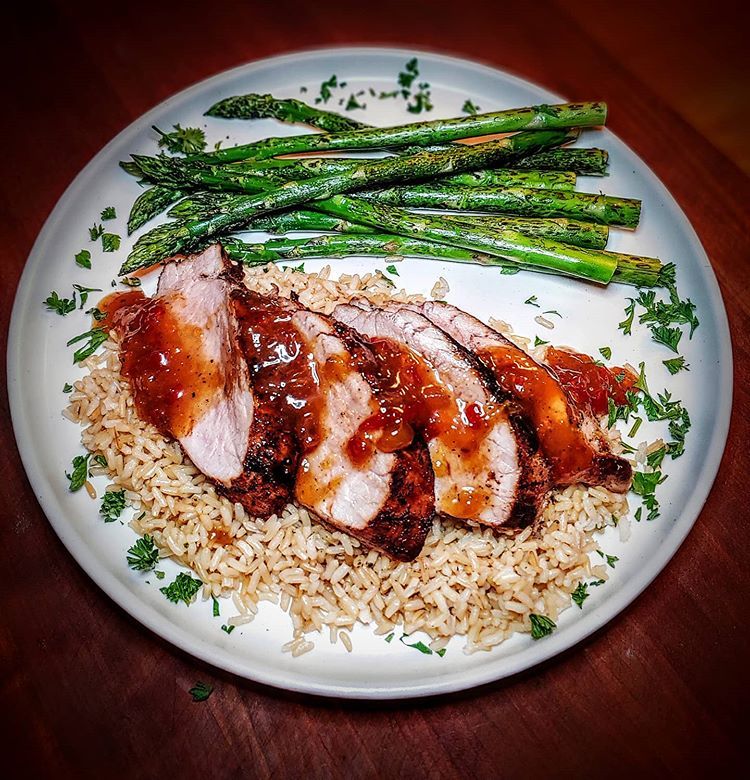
(114, 244), (293, 518)
(287, 305), (434, 561)
(334, 301), (544, 527)
(415, 300), (632, 492)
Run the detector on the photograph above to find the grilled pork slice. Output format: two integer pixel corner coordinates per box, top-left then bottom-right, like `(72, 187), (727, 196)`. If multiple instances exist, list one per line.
(414, 300), (632, 492)
(113, 245), (294, 517)
(231, 290), (434, 561)
(334, 301), (549, 527)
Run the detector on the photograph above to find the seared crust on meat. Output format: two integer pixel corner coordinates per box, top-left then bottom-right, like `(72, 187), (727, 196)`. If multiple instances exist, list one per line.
(216, 406), (298, 518)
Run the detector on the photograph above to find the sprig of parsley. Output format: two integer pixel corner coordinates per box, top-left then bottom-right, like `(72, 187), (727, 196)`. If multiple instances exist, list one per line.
(89, 223), (104, 241)
(101, 233), (121, 253)
(66, 454), (90, 491)
(155, 124), (207, 155)
(100, 489), (126, 523)
(44, 291), (76, 316)
(529, 614), (556, 640)
(67, 327), (108, 363)
(100, 206), (116, 221)
(571, 582), (589, 608)
(160, 572), (203, 605)
(126, 535), (159, 571)
(75, 249), (92, 269)
(663, 356), (689, 374)
(462, 99), (480, 115)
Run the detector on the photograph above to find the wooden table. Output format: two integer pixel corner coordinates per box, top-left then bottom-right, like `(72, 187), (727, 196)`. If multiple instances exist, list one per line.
(2, 1), (747, 776)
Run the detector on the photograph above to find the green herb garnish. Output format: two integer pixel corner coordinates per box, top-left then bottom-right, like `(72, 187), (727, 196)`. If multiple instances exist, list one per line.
(663, 356), (689, 374)
(212, 596), (220, 617)
(462, 99), (480, 115)
(63, 382), (73, 393)
(315, 74), (338, 104)
(385, 264), (400, 276)
(66, 454), (90, 492)
(571, 582), (589, 608)
(72, 284), (101, 309)
(120, 276), (141, 287)
(89, 223), (104, 241)
(188, 682), (213, 702)
(100, 206), (117, 221)
(524, 295), (539, 307)
(345, 93), (366, 111)
(126, 534), (159, 571)
(534, 336), (548, 347)
(100, 489), (126, 522)
(67, 327), (108, 363)
(599, 346), (612, 360)
(155, 124), (207, 155)
(618, 298), (636, 335)
(221, 624), (235, 635)
(44, 291), (76, 316)
(101, 233), (121, 253)
(160, 572), (203, 605)
(75, 249), (92, 269)
(529, 614), (556, 640)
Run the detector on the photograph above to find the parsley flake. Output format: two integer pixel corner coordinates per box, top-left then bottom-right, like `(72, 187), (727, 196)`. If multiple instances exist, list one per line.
(67, 327), (108, 363)
(663, 356), (689, 374)
(155, 124), (207, 155)
(72, 284), (101, 309)
(524, 295), (539, 307)
(212, 597), (220, 617)
(384, 633), (394, 643)
(101, 233), (121, 253)
(89, 223), (104, 241)
(385, 264), (400, 276)
(534, 336), (549, 347)
(345, 93), (366, 111)
(160, 572), (203, 605)
(63, 383), (73, 393)
(100, 206), (117, 221)
(66, 454), (90, 492)
(75, 249), (92, 269)
(44, 291), (76, 316)
(399, 635), (434, 655)
(188, 682), (213, 702)
(100, 489), (126, 523)
(571, 582), (589, 608)
(315, 74), (338, 104)
(221, 624), (235, 635)
(120, 276), (141, 287)
(126, 535), (159, 571)
(599, 346), (612, 360)
(529, 614), (556, 640)
(462, 99), (481, 115)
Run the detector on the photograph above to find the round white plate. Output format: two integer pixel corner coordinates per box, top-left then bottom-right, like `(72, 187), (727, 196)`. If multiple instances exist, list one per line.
(8, 47), (732, 699)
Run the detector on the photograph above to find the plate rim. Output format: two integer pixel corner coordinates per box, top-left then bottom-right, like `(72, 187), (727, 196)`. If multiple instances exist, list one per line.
(7, 44), (734, 699)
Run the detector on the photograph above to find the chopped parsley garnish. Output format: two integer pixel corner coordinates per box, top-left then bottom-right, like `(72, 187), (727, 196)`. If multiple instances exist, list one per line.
(286, 262), (305, 274)
(93, 454), (107, 468)
(87, 307), (106, 321)
(596, 550), (620, 568)
(406, 83), (433, 114)
(188, 682), (213, 702)
(72, 284), (102, 309)
(663, 356), (689, 374)
(534, 336), (548, 347)
(126, 535), (159, 571)
(647, 445), (667, 470)
(63, 382), (73, 393)
(385, 264), (400, 276)
(75, 249), (92, 269)
(221, 624), (235, 635)
(543, 309), (562, 318)
(618, 298), (636, 335)
(345, 93), (366, 111)
(599, 346), (612, 360)
(398, 634), (444, 656)
(120, 276), (141, 287)
(632, 470), (667, 520)
(524, 295), (539, 306)
(212, 596), (220, 617)
(155, 124), (207, 155)
(100, 206), (117, 221)
(299, 86), (307, 93)
(67, 327), (108, 363)
(314, 74), (338, 104)
(160, 572), (203, 605)
(397, 58), (420, 94)
(44, 291), (76, 316)
(651, 324), (682, 353)
(89, 223), (104, 241)
(155, 570), (165, 580)
(529, 614), (556, 640)
(384, 632), (394, 643)
(100, 489), (126, 523)
(101, 232), (121, 253)
(590, 579), (606, 586)
(462, 99), (480, 115)
(378, 89), (399, 99)
(66, 454), (90, 492)
(571, 582), (589, 608)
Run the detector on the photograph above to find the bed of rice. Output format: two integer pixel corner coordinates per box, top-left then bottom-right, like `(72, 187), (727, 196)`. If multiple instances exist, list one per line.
(65, 263), (630, 656)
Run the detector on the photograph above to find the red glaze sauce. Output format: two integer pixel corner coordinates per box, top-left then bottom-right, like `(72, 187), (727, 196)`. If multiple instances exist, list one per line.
(348, 337), (502, 518)
(545, 347), (636, 417)
(96, 290), (145, 329)
(232, 290), (324, 455)
(110, 292), (227, 439)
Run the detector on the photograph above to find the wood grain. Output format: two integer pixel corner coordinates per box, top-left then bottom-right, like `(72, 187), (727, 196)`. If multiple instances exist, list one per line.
(1, 1), (747, 777)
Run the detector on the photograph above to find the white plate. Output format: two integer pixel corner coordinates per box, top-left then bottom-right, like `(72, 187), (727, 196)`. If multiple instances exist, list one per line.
(7, 47), (732, 699)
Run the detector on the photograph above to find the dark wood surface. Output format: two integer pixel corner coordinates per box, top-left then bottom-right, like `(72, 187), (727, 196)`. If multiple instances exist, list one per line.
(2, 1), (748, 777)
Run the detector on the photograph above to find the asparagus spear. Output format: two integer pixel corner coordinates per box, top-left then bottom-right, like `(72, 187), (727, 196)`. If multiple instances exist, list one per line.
(513, 148), (608, 175)
(127, 185), (184, 234)
(237, 157), (577, 190)
(362, 183), (641, 228)
(205, 93), (367, 132)
(194, 101), (606, 162)
(170, 193), (609, 250)
(221, 233), (653, 286)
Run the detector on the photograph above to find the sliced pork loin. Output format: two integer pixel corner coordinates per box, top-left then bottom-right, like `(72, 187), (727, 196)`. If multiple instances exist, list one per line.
(413, 300), (632, 493)
(333, 301), (550, 528)
(231, 289), (434, 561)
(113, 245), (295, 518)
